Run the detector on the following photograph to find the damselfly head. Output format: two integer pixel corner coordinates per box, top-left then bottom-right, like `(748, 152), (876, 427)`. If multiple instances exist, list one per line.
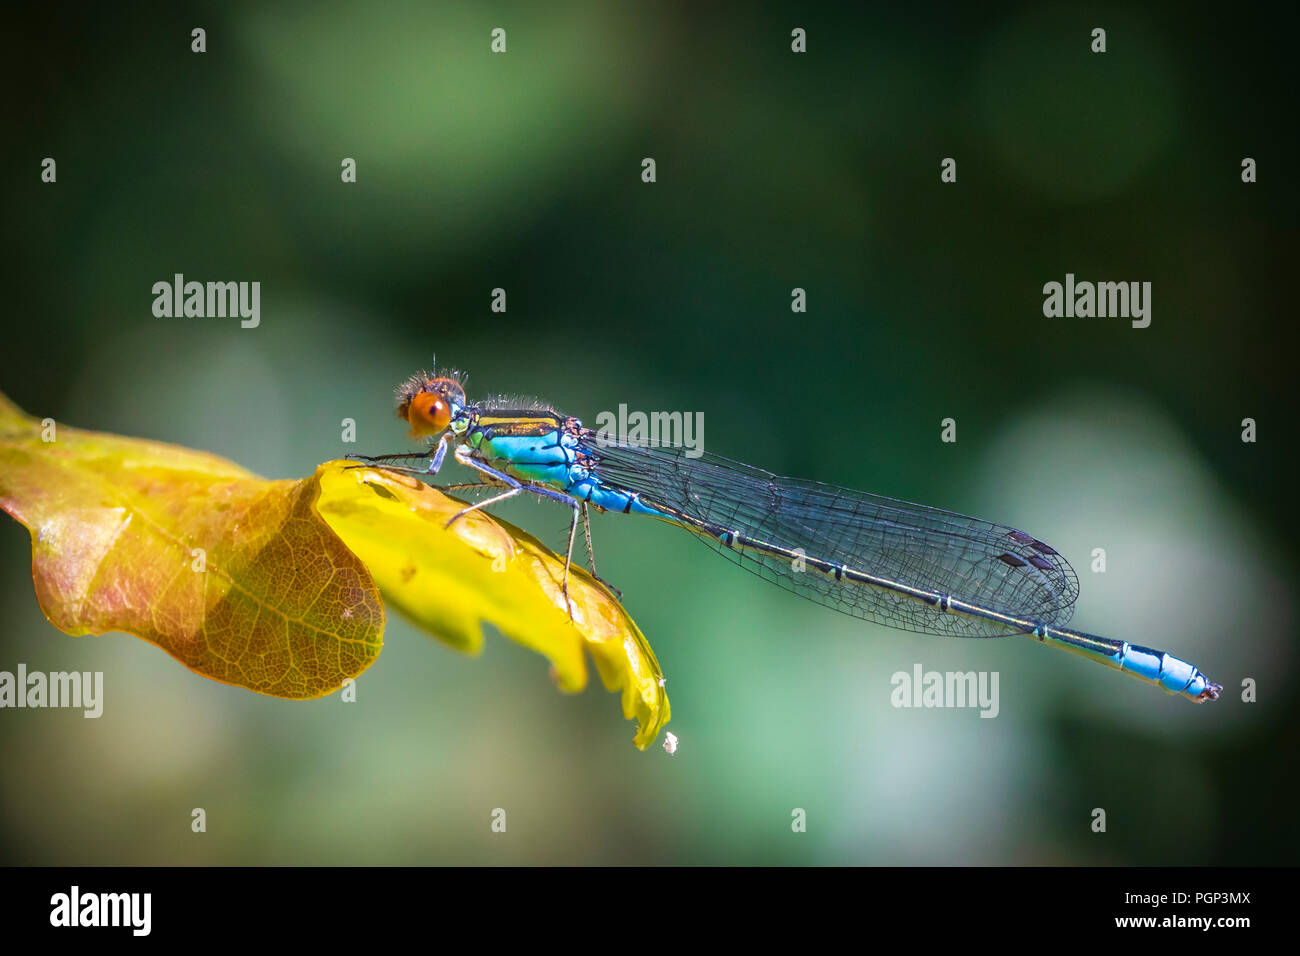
(395, 369), (467, 439)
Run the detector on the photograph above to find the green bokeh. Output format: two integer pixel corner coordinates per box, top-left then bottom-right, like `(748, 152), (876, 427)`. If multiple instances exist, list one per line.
(1, 1), (1295, 865)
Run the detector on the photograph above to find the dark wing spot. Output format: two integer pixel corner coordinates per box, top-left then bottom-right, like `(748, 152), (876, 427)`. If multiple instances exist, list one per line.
(997, 553), (1028, 568)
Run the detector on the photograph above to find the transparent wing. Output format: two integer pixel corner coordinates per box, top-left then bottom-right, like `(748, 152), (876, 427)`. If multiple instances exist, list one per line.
(585, 434), (1079, 638)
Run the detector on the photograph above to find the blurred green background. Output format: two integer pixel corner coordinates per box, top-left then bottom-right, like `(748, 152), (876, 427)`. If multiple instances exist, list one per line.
(1, 0), (1295, 864)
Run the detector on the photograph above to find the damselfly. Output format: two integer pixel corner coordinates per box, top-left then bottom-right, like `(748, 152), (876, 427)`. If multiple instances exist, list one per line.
(351, 367), (1221, 703)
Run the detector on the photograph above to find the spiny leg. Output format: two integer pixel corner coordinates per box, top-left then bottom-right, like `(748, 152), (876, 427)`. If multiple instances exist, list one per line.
(560, 499), (581, 619)
(444, 486), (522, 528)
(343, 452), (430, 476)
(581, 503), (622, 599)
(346, 451), (428, 465)
(444, 449), (569, 528)
(581, 503), (597, 576)
(344, 461), (432, 477)
(450, 446), (580, 509)
(452, 446), (595, 620)
(346, 434), (450, 477)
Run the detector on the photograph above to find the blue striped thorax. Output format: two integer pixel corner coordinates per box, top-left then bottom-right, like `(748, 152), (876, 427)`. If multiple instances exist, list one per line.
(454, 408), (662, 517)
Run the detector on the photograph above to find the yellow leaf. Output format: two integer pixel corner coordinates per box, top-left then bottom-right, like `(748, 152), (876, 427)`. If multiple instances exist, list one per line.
(0, 392), (384, 698)
(0, 391), (670, 748)
(315, 461), (670, 749)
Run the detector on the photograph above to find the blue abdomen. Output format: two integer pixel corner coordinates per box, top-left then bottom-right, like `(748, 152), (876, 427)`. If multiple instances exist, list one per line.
(566, 475), (665, 516)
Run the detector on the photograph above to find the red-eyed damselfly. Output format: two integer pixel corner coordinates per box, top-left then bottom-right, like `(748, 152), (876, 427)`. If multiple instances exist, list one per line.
(351, 367), (1221, 703)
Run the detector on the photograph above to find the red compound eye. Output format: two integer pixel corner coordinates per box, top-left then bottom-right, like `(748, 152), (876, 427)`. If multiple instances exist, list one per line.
(407, 390), (451, 436)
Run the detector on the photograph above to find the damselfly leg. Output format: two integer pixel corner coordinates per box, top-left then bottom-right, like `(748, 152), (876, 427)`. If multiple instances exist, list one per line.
(346, 435), (451, 476)
(343, 451), (432, 474)
(353, 444), (624, 615)
(581, 503), (622, 599)
(449, 446), (586, 617)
